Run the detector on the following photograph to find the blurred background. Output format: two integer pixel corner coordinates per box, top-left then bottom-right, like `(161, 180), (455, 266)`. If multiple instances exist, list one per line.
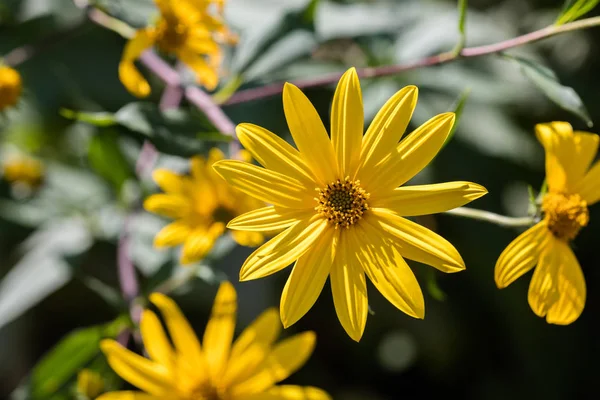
(1, 0), (600, 399)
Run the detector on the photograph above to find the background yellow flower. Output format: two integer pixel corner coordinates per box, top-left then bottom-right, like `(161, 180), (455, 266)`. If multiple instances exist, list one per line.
(119, 0), (235, 97)
(98, 282), (330, 400)
(145, 148), (264, 264)
(495, 121), (600, 324)
(0, 66), (22, 111)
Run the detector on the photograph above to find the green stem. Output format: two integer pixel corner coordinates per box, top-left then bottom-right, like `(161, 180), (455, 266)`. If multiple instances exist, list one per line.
(444, 207), (535, 228)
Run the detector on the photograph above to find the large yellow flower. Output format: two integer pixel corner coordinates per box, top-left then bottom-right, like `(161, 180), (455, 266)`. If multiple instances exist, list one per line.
(119, 0), (236, 97)
(145, 149), (265, 265)
(98, 282), (330, 400)
(213, 68), (487, 341)
(0, 65), (22, 110)
(495, 122), (600, 325)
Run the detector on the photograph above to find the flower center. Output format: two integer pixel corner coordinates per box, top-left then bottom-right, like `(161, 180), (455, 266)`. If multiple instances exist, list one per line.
(542, 192), (589, 241)
(315, 177), (370, 229)
(189, 382), (223, 400)
(156, 18), (189, 53)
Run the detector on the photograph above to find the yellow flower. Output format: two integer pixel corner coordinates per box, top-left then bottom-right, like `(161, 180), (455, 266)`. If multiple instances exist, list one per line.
(213, 68), (487, 341)
(1, 155), (44, 189)
(0, 66), (22, 111)
(77, 369), (105, 399)
(119, 0), (236, 97)
(144, 148), (265, 265)
(495, 121), (600, 325)
(98, 282), (330, 400)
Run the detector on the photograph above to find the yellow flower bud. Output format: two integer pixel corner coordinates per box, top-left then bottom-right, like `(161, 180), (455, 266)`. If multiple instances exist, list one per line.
(76, 369), (105, 399)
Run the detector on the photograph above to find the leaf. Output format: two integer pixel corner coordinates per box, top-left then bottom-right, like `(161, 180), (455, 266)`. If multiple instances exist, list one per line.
(60, 109), (117, 127)
(88, 131), (134, 194)
(425, 269), (447, 302)
(507, 55), (593, 127)
(557, 0), (600, 25)
(29, 317), (129, 399)
(230, 0), (318, 76)
(91, 0), (157, 29)
(114, 102), (232, 157)
(444, 87), (471, 148)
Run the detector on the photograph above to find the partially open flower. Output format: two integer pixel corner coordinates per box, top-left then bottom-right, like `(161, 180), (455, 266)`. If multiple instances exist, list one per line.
(0, 66), (22, 111)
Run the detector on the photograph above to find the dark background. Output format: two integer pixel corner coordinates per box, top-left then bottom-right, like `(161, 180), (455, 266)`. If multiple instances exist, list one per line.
(1, 0), (599, 399)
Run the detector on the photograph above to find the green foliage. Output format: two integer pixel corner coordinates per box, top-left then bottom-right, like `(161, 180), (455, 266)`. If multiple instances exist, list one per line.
(88, 131), (134, 195)
(444, 88), (471, 148)
(29, 317), (129, 399)
(452, 0), (468, 55)
(557, 0), (600, 25)
(507, 55), (593, 127)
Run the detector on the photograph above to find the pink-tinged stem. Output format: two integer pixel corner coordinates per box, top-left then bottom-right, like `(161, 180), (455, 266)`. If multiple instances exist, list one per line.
(117, 216), (141, 324)
(224, 16), (600, 105)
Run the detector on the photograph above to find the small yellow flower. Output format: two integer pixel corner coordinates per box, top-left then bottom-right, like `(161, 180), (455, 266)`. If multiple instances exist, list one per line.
(77, 369), (105, 399)
(119, 0), (236, 97)
(0, 66), (22, 111)
(144, 149), (265, 265)
(1, 155), (44, 189)
(98, 282), (330, 400)
(496, 122), (600, 325)
(213, 67), (487, 341)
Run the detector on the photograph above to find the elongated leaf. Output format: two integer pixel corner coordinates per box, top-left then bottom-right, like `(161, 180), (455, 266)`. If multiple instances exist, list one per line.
(88, 131), (134, 194)
(30, 317), (129, 399)
(444, 87), (471, 148)
(507, 55), (593, 127)
(557, 0), (600, 24)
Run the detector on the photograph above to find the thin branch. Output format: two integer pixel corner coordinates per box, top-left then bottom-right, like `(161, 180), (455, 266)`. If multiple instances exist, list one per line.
(444, 207), (535, 228)
(224, 15), (600, 105)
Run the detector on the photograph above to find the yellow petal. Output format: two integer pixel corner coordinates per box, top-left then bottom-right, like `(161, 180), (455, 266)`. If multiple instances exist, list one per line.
(359, 85), (418, 179)
(119, 29), (155, 97)
(546, 240), (586, 325)
(231, 332), (316, 396)
(535, 122), (599, 192)
(213, 160), (314, 209)
(143, 194), (190, 220)
(140, 310), (175, 367)
(528, 237), (561, 318)
(280, 228), (338, 328)
(151, 169), (187, 194)
(355, 220), (424, 319)
(331, 68), (363, 177)
(240, 218), (328, 281)
(180, 226), (221, 264)
(283, 83), (338, 184)
(364, 113), (455, 195)
(148, 293), (205, 372)
(236, 123), (317, 187)
(574, 160), (600, 205)
(371, 181), (487, 216)
(495, 222), (548, 288)
(372, 208), (465, 273)
(224, 308), (281, 386)
(227, 206), (311, 232)
(99, 340), (171, 396)
(203, 282), (237, 379)
(96, 392), (157, 400)
(178, 50), (219, 90)
(154, 221), (191, 248)
(232, 231), (264, 247)
(265, 386), (332, 400)
(330, 231), (368, 342)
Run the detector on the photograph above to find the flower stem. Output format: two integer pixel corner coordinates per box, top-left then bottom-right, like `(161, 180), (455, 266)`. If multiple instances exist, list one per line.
(444, 207), (535, 228)
(224, 15), (600, 105)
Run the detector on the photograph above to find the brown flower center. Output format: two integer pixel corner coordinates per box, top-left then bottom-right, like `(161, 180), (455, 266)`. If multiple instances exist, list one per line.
(542, 192), (589, 241)
(189, 382), (223, 400)
(156, 18), (189, 53)
(315, 177), (370, 229)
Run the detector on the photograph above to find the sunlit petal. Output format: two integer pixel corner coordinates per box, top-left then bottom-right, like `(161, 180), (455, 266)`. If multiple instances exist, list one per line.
(203, 282), (237, 379)
(528, 237), (562, 318)
(153, 221), (191, 248)
(119, 29), (155, 97)
(227, 206), (311, 232)
(140, 310), (175, 368)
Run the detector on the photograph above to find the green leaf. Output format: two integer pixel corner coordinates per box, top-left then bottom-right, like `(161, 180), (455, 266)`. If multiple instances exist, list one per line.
(444, 87), (471, 148)
(114, 102), (232, 157)
(60, 109), (117, 127)
(507, 55), (593, 127)
(557, 0), (600, 25)
(88, 131), (134, 194)
(231, 0), (318, 76)
(30, 317), (129, 399)
(425, 269), (447, 302)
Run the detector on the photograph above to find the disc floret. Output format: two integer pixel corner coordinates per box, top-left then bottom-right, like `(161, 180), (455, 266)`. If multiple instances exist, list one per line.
(316, 177), (370, 229)
(542, 192), (589, 241)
